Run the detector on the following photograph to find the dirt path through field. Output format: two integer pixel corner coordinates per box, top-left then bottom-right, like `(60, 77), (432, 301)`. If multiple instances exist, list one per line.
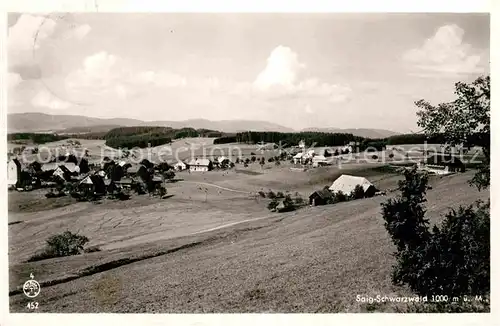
(180, 180), (254, 194)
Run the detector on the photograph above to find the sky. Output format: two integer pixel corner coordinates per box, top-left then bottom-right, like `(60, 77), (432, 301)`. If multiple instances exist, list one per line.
(7, 13), (490, 132)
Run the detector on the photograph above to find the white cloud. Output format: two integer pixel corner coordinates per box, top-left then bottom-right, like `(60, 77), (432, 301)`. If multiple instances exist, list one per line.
(254, 46), (305, 90)
(8, 14), (92, 68)
(65, 51), (128, 99)
(31, 89), (72, 110)
(253, 46), (351, 102)
(8, 14), (56, 51)
(403, 24), (486, 76)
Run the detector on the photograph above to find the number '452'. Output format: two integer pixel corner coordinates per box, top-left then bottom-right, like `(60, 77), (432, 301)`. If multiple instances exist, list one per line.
(27, 302), (39, 310)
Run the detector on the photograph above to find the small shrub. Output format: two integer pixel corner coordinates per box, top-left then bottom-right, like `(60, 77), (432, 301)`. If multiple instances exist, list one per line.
(250, 152), (256, 156)
(258, 191), (266, 198)
(279, 195), (296, 212)
(268, 157), (275, 162)
(351, 184), (365, 199)
(251, 156), (257, 162)
(164, 170), (176, 181)
(334, 191), (347, 202)
(267, 198), (279, 211)
(276, 191), (285, 199)
(267, 190), (276, 199)
(28, 231), (90, 262)
(294, 196), (304, 205)
(275, 160), (281, 166)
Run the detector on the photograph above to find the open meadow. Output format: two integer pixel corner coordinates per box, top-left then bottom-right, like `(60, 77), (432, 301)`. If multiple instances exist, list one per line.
(8, 148), (488, 312)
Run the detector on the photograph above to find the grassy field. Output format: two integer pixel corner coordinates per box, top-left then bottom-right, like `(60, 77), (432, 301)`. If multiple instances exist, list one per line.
(8, 169), (488, 313)
(8, 146), (489, 313)
(7, 139), (489, 312)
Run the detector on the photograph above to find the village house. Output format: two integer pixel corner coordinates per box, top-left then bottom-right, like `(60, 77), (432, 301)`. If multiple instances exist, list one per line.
(174, 161), (188, 171)
(312, 155), (328, 167)
(115, 177), (134, 190)
(329, 174), (377, 198)
(309, 189), (334, 206)
(188, 158), (213, 172)
(293, 152), (304, 164)
(53, 165), (76, 182)
(217, 156), (231, 166)
(7, 158), (22, 187)
(78, 175), (107, 195)
(417, 153), (465, 175)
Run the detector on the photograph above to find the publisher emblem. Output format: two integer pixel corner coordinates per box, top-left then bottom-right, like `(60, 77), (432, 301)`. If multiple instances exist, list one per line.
(23, 274), (41, 298)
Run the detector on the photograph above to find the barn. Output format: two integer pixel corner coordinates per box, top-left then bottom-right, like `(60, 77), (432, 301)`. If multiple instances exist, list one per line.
(312, 155), (328, 167)
(418, 154), (465, 174)
(78, 175), (106, 195)
(329, 174), (377, 198)
(309, 189), (334, 206)
(174, 161), (188, 171)
(53, 163), (79, 181)
(188, 158), (213, 172)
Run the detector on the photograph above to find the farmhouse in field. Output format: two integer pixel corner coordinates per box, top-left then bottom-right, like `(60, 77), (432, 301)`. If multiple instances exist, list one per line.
(78, 174), (106, 195)
(174, 161), (187, 171)
(293, 152), (303, 164)
(126, 164), (149, 178)
(53, 164), (79, 182)
(312, 155), (328, 167)
(188, 158), (213, 172)
(329, 174), (377, 198)
(309, 189), (334, 206)
(417, 154), (465, 175)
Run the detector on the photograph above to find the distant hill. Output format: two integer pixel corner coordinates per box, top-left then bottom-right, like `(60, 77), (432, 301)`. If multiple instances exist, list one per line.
(8, 113), (400, 138)
(8, 113), (142, 133)
(139, 119), (295, 133)
(7, 113), (294, 134)
(301, 127), (399, 139)
(57, 124), (123, 134)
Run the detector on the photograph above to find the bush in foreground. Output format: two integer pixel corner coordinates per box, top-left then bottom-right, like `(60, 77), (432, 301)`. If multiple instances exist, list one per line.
(381, 167), (490, 301)
(28, 231), (96, 262)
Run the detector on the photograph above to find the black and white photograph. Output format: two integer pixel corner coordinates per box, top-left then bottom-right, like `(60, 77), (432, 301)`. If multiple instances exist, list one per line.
(4, 8), (491, 316)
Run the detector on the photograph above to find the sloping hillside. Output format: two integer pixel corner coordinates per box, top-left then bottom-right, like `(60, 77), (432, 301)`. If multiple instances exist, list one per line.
(8, 172), (487, 312)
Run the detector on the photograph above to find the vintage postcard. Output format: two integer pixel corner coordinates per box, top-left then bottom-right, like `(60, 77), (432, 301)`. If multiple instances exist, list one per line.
(2, 1), (494, 324)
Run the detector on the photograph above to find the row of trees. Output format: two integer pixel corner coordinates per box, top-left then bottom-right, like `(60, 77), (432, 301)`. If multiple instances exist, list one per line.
(7, 133), (69, 144)
(103, 126), (228, 149)
(227, 131), (365, 147)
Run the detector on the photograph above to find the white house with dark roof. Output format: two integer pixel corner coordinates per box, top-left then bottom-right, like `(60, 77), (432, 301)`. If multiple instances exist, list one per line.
(312, 155), (328, 167)
(188, 158), (213, 172)
(7, 158), (22, 186)
(174, 161), (187, 171)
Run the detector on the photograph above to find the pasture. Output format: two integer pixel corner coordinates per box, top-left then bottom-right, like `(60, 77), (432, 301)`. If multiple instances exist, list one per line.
(8, 169), (487, 312)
